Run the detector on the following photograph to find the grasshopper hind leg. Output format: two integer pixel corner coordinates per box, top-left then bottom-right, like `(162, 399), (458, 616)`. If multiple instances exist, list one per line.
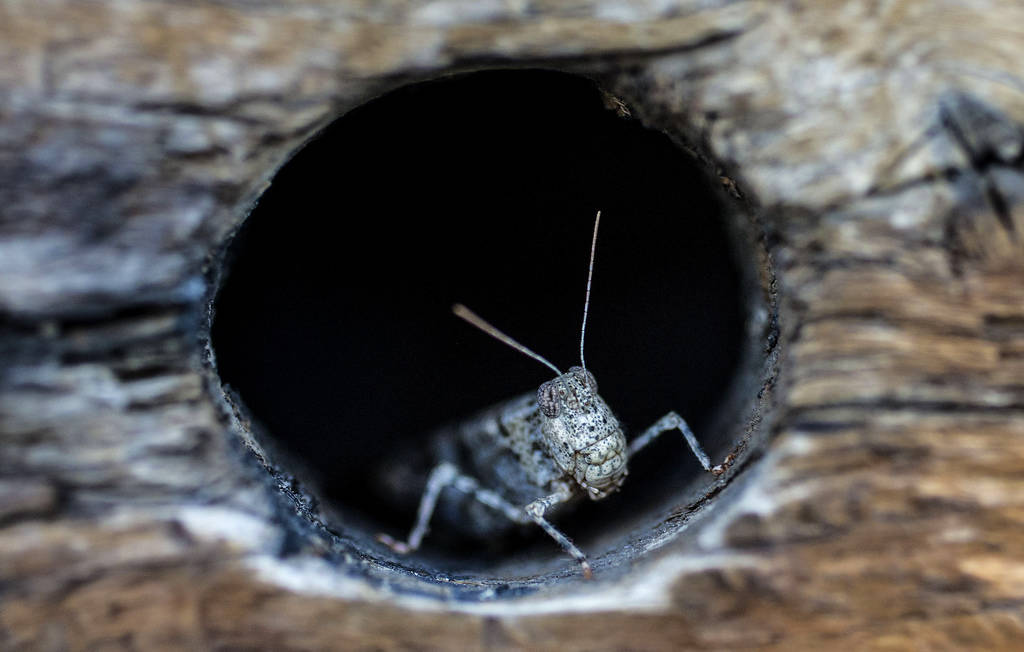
(377, 463), (593, 578)
(377, 462), (527, 554)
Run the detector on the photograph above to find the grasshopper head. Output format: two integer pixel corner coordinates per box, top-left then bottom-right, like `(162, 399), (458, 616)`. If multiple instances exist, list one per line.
(538, 366), (628, 499)
(452, 210), (618, 498)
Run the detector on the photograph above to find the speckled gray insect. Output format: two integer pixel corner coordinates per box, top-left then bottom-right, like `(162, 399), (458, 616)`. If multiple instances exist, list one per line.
(378, 212), (724, 578)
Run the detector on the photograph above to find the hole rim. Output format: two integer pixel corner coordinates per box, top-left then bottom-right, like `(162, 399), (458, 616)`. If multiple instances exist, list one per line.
(199, 67), (779, 597)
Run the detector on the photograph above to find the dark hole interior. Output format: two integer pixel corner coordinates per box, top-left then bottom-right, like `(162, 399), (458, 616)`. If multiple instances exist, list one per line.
(211, 69), (746, 574)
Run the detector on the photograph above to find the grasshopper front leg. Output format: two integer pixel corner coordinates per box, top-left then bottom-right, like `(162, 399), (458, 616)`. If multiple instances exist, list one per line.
(525, 483), (591, 579)
(628, 411), (712, 471)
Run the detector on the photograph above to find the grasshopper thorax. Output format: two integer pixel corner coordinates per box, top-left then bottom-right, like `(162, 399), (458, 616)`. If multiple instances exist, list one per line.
(538, 366), (628, 500)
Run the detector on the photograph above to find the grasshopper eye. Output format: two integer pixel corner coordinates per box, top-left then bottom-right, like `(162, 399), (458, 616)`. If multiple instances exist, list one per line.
(538, 381), (560, 418)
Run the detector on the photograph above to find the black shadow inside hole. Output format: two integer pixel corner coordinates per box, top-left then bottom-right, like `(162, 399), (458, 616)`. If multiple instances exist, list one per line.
(211, 69), (746, 573)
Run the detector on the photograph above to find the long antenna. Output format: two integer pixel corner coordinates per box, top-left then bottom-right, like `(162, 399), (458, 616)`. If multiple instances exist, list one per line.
(580, 210), (601, 372)
(453, 304), (563, 376)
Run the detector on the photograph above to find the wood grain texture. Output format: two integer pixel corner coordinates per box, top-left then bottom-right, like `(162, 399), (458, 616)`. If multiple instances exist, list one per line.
(2, 0), (1023, 649)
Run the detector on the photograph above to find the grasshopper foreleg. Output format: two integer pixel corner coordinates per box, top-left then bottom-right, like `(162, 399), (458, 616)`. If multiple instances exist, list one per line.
(524, 483), (592, 579)
(628, 411), (711, 471)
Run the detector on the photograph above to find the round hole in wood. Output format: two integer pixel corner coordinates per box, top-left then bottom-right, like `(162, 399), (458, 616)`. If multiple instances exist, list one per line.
(209, 69), (768, 587)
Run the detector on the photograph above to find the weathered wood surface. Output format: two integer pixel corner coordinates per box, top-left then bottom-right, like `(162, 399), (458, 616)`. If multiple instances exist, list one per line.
(2, 0), (1024, 649)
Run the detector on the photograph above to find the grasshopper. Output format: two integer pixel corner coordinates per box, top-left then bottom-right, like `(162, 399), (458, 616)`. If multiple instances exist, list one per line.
(378, 211), (723, 578)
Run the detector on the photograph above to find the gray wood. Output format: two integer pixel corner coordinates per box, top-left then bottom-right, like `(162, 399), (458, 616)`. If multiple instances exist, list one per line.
(2, 0), (1024, 649)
